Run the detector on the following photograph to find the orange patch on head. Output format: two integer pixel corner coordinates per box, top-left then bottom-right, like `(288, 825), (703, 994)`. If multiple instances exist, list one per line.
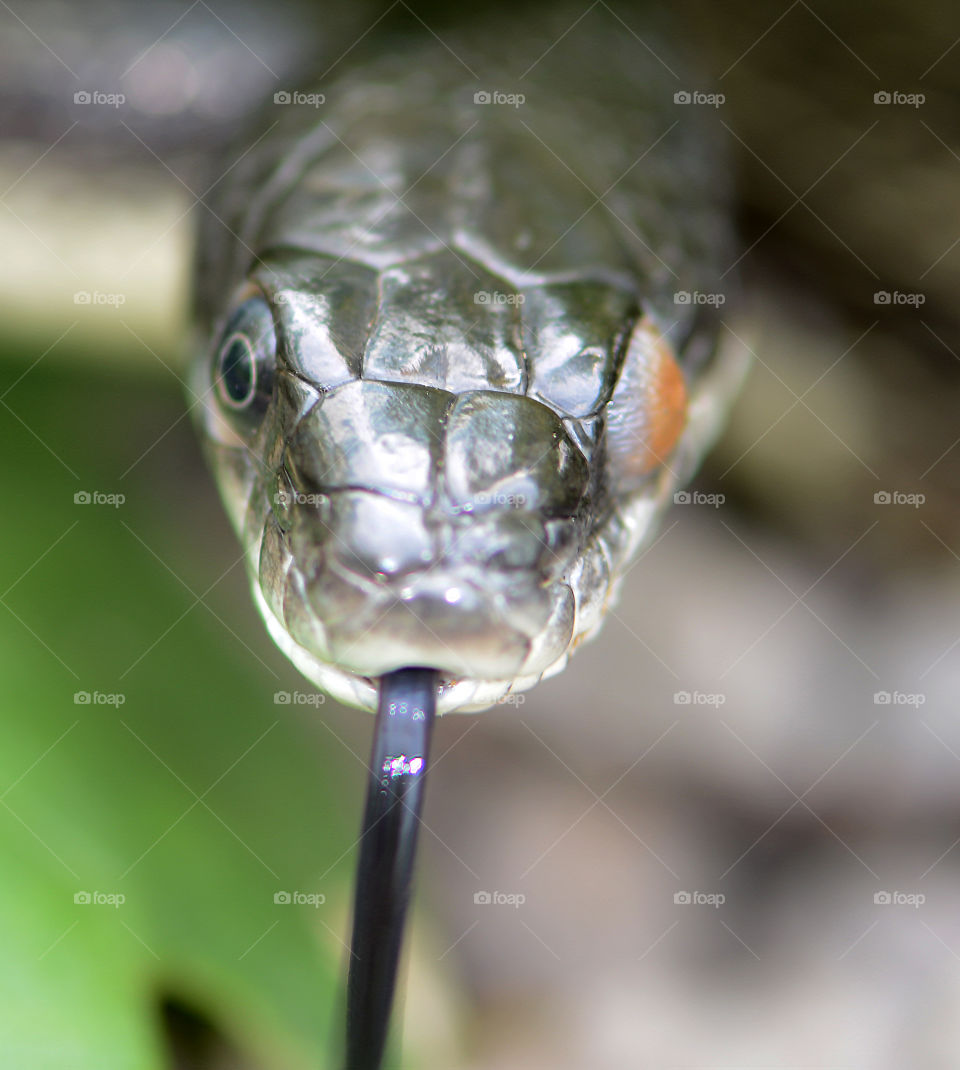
(604, 318), (688, 487)
(643, 327), (687, 472)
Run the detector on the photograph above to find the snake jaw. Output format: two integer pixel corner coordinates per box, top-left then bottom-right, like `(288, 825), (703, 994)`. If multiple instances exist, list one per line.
(251, 578), (565, 714)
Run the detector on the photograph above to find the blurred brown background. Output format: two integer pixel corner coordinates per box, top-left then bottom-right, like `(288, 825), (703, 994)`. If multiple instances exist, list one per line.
(1, 1), (959, 1067)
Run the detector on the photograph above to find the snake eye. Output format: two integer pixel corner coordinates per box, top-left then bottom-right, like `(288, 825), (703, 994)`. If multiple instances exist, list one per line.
(213, 295), (277, 419)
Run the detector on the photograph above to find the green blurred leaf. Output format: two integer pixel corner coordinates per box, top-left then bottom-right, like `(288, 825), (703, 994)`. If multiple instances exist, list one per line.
(0, 348), (370, 1068)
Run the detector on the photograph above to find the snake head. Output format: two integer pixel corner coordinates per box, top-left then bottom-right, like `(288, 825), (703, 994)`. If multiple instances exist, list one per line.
(194, 249), (739, 713)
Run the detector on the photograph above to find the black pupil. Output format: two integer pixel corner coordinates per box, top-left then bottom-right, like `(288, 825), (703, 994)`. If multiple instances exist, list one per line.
(219, 336), (254, 404)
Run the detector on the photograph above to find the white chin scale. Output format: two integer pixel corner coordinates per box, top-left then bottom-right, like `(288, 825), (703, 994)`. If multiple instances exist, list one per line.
(251, 581), (566, 714)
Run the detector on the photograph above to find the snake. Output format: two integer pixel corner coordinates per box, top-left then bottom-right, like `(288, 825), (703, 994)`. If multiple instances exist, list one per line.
(191, 8), (748, 716)
(188, 5), (750, 1067)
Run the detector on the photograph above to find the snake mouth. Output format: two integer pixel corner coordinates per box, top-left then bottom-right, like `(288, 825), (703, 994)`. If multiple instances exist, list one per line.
(251, 574), (571, 715)
(259, 503), (576, 680)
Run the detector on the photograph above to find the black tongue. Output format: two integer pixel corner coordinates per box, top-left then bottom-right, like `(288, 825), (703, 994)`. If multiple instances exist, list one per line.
(344, 667), (438, 1070)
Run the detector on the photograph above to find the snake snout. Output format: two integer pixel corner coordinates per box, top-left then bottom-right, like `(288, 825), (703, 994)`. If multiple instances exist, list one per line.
(266, 381), (588, 680)
(269, 485), (578, 680)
